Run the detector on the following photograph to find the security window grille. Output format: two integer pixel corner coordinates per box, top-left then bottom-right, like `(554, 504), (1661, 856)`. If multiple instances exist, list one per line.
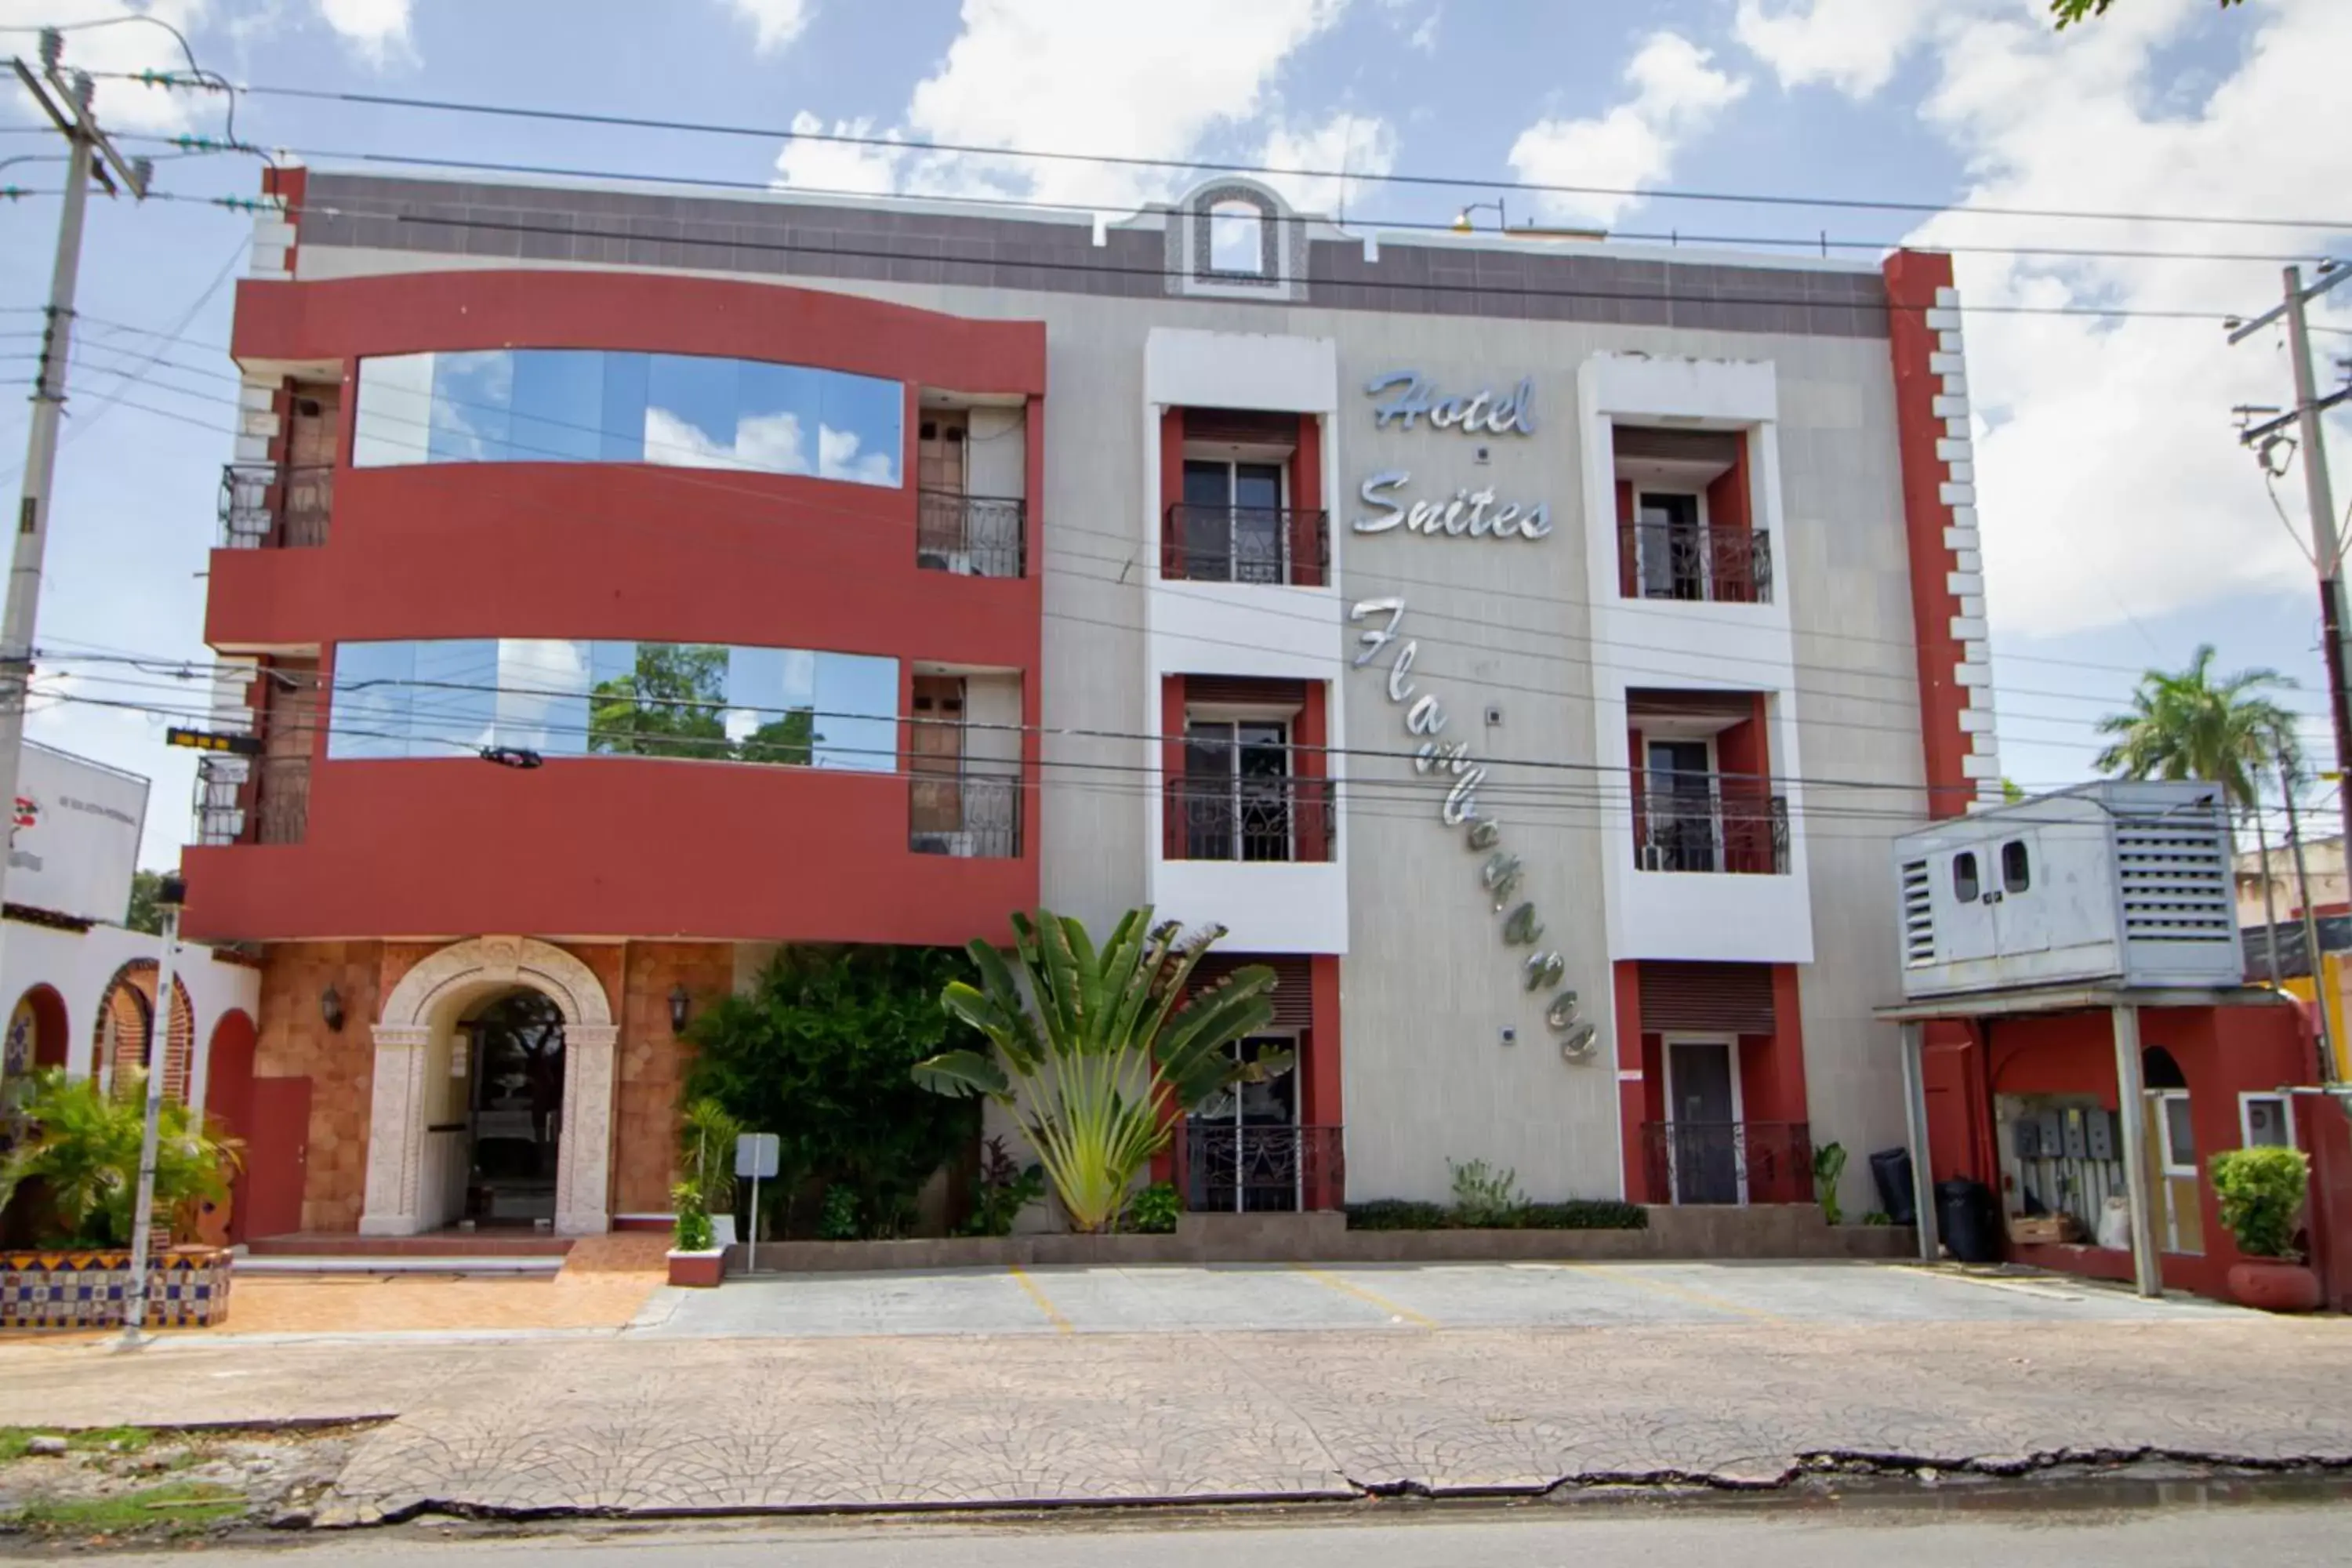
(1183, 719), (1293, 862)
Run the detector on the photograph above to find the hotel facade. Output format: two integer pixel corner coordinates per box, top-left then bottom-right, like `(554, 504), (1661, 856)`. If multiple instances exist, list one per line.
(179, 165), (1992, 1240)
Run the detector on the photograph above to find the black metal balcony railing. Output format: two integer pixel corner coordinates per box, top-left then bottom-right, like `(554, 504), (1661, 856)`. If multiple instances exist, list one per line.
(908, 771), (1022, 858)
(1176, 1123), (1346, 1213)
(916, 489), (1026, 579)
(1639, 790), (1789, 875)
(1163, 775), (1336, 863)
(1640, 1120), (1813, 1207)
(1161, 504), (1330, 587)
(1620, 521), (1772, 605)
(194, 755), (307, 847)
(220, 463), (333, 550)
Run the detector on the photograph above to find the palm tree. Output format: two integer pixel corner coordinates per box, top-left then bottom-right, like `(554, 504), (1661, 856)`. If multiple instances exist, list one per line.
(2092, 644), (2299, 810)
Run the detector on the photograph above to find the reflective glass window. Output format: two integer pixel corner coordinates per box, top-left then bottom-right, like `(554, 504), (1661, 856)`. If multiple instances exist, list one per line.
(354, 348), (902, 486)
(814, 652), (897, 771)
(406, 640), (499, 755)
(495, 638), (593, 757)
(426, 351), (514, 463)
(327, 641), (417, 759)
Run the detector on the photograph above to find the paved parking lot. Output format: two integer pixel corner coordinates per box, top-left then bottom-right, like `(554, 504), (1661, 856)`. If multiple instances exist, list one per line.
(631, 1259), (2248, 1338)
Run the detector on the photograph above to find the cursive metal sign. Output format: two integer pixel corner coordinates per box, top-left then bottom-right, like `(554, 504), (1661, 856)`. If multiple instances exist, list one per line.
(1351, 596), (1596, 1061)
(1353, 473), (1552, 540)
(1364, 372), (1537, 436)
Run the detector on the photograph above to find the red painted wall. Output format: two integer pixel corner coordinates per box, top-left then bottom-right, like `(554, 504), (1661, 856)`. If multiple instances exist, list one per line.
(1613, 959), (1644, 1200)
(1882, 251), (1975, 820)
(189, 270), (1046, 946)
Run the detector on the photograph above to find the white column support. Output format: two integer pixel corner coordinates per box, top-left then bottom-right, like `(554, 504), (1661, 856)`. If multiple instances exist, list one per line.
(358, 1024), (431, 1236)
(554, 1023), (619, 1236)
(2110, 1002), (2163, 1299)
(1898, 1022), (1940, 1262)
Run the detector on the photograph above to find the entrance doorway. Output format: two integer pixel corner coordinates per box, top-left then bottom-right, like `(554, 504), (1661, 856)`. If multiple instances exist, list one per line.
(1664, 1036), (1744, 1205)
(1185, 1035), (1300, 1212)
(463, 991), (566, 1226)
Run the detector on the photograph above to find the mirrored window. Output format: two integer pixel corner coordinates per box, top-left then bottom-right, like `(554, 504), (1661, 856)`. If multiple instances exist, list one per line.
(332, 637), (896, 774)
(351, 348), (902, 486)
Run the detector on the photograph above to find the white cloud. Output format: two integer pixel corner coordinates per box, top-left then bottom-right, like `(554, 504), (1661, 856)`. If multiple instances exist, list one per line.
(1257, 111), (1397, 218)
(315, 0), (412, 63)
(1507, 32), (1746, 228)
(722, 0), (812, 56)
(818, 423), (895, 484)
(1733, 0), (1942, 97)
(643, 407), (811, 474)
(1874, 0), (2352, 639)
(773, 111), (910, 197)
(769, 0), (1353, 211)
(0, 0), (211, 132)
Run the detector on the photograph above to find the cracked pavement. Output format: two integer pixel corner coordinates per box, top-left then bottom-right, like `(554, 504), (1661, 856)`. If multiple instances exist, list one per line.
(2, 1264), (2345, 1520)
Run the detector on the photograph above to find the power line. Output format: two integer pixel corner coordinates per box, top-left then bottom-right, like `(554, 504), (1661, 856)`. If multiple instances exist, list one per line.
(95, 71), (2352, 236)
(105, 134), (2350, 270)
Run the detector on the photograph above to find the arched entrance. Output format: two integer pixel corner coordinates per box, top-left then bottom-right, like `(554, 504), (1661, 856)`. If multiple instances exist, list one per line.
(89, 962), (194, 1100)
(361, 936), (617, 1237)
(5, 984), (67, 1080)
(202, 1010), (259, 1243)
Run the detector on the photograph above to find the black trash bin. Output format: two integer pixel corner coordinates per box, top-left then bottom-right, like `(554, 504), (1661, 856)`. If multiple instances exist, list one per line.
(1936, 1177), (2000, 1264)
(1869, 1147), (1916, 1228)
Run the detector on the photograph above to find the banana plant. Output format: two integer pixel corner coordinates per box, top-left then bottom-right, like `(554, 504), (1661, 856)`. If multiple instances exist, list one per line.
(912, 907), (1286, 1232)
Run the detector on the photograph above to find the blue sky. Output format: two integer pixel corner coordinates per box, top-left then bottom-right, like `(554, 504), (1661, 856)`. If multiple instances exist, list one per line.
(2, 0), (2347, 869)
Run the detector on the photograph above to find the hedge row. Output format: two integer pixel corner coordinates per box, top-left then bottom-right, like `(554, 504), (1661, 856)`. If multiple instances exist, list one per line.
(1344, 1199), (1648, 1232)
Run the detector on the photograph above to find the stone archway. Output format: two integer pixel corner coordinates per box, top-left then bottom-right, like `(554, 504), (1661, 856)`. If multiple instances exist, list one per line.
(360, 937), (619, 1237)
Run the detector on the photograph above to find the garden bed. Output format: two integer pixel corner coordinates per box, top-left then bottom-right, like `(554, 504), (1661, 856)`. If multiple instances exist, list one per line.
(0, 1247), (233, 1331)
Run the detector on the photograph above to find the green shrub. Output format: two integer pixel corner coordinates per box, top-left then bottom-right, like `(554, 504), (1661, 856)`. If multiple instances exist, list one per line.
(671, 1181), (713, 1253)
(1813, 1142), (1849, 1225)
(1448, 1159), (1524, 1227)
(1515, 1200), (1646, 1231)
(2211, 1145), (2310, 1260)
(963, 1134), (1047, 1237)
(1345, 1199), (1452, 1231)
(0, 1069), (240, 1247)
(1124, 1181), (1181, 1235)
(818, 1185), (860, 1241)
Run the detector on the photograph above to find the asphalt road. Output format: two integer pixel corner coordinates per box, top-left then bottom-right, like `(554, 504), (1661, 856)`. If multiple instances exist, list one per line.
(96, 1493), (2352, 1566)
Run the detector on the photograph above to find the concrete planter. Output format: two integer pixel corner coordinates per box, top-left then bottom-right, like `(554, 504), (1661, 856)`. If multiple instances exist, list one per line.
(667, 1247), (726, 1288)
(0, 1245), (232, 1330)
(2227, 1258), (2321, 1312)
(717, 1205), (1912, 1273)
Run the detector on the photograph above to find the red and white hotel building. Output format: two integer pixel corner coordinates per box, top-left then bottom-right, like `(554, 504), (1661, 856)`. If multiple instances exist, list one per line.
(180, 163), (1998, 1242)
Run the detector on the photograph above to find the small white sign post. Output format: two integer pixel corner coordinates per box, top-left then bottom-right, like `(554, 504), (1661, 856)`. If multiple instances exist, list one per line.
(735, 1133), (779, 1276)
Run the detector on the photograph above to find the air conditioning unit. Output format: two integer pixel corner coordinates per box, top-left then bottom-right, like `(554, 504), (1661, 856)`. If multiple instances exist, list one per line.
(1892, 779), (2242, 1000)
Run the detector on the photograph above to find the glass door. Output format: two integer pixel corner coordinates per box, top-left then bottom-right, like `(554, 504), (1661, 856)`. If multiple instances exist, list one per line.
(1186, 1036), (1301, 1212)
(1645, 739), (1719, 872)
(1665, 1037), (1740, 1205)
(1184, 720), (1293, 860)
(1636, 492), (1704, 600)
(1181, 459), (1287, 583)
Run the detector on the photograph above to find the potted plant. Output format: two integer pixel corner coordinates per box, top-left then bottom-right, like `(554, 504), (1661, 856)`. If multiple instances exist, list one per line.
(678, 1098), (743, 1250)
(0, 1069), (241, 1330)
(666, 1181), (724, 1288)
(2210, 1145), (2319, 1312)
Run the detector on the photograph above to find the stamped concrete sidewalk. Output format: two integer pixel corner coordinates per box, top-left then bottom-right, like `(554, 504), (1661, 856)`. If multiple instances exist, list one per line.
(2, 1263), (2347, 1519)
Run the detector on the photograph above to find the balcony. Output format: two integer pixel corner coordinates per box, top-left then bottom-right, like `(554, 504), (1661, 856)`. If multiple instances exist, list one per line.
(220, 462), (332, 549)
(1163, 775), (1335, 863)
(1619, 521), (1771, 604)
(194, 755), (308, 847)
(916, 488), (1025, 579)
(1161, 504), (1329, 587)
(1174, 1123), (1345, 1212)
(1640, 1120), (1813, 1206)
(908, 771), (1022, 858)
(1639, 787), (1789, 876)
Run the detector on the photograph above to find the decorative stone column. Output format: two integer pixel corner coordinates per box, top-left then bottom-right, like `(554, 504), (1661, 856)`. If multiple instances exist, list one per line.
(358, 1024), (432, 1236)
(554, 1023), (619, 1236)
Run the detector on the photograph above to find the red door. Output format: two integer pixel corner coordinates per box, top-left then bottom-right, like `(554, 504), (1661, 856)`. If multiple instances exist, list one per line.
(243, 1076), (313, 1240)
(201, 1014), (257, 1243)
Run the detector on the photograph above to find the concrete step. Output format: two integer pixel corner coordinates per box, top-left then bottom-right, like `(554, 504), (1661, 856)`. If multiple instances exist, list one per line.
(231, 1252), (565, 1276)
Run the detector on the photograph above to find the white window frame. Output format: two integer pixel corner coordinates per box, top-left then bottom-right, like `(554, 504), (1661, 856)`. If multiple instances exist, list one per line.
(1660, 1033), (1748, 1207)
(2151, 1088), (2198, 1178)
(1179, 455), (1291, 583)
(1642, 734), (1724, 873)
(2238, 1091), (2296, 1150)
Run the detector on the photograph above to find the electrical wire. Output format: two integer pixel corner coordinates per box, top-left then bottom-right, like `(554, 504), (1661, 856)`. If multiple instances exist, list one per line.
(88, 70), (2352, 236)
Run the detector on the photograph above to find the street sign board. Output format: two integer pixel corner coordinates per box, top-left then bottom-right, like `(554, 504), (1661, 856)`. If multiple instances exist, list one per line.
(10, 741), (149, 926)
(165, 726), (264, 757)
(735, 1132), (780, 1180)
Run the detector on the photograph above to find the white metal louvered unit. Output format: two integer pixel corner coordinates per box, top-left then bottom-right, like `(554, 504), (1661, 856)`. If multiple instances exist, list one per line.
(1891, 780), (2244, 1000)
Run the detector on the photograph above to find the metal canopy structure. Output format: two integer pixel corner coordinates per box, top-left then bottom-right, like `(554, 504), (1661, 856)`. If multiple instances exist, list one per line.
(1873, 983), (2293, 1298)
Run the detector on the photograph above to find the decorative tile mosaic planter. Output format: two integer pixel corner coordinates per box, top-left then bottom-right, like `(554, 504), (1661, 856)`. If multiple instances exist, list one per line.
(0, 1246), (232, 1330)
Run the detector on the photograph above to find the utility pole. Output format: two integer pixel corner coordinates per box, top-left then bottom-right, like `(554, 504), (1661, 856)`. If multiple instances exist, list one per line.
(2230, 263), (2352, 779)
(0, 33), (151, 956)
(117, 873), (183, 1348)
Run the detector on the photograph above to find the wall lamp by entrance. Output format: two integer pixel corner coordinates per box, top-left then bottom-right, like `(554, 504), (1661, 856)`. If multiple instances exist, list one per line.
(668, 984), (691, 1035)
(320, 985), (346, 1033)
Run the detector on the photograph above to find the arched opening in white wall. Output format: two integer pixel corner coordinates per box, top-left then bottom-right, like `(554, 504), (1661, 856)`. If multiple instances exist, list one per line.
(1208, 199), (1268, 274)
(89, 962), (194, 1100)
(5, 984), (69, 1080)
